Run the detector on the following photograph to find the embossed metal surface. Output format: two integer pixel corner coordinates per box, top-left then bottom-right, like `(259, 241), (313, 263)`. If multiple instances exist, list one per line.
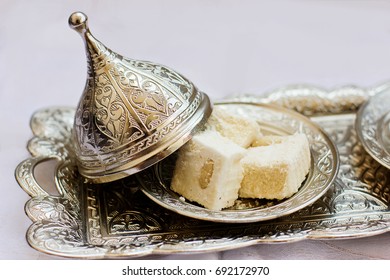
(139, 102), (339, 223)
(15, 84), (390, 259)
(69, 12), (211, 183)
(356, 87), (390, 169)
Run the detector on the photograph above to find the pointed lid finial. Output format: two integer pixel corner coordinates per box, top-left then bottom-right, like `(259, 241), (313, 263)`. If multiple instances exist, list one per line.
(68, 11), (89, 34)
(69, 12), (212, 183)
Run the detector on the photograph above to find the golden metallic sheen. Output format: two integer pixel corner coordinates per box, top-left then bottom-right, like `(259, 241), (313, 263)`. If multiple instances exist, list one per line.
(69, 12), (211, 183)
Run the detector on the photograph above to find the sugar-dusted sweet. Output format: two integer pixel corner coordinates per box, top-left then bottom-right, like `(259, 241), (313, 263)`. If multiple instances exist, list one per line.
(239, 133), (311, 200)
(170, 130), (246, 210)
(205, 107), (261, 148)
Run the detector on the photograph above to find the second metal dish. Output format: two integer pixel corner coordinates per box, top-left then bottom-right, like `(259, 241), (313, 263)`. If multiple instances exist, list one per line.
(356, 87), (390, 169)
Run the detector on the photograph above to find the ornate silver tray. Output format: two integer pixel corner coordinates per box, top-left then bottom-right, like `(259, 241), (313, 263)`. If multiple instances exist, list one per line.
(15, 83), (390, 259)
(139, 102), (338, 223)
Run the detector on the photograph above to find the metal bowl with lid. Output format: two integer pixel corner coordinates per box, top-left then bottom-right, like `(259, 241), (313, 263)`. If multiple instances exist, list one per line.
(69, 12), (212, 183)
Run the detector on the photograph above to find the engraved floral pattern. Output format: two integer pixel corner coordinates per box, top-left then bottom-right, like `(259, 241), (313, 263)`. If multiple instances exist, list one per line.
(72, 31), (207, 180)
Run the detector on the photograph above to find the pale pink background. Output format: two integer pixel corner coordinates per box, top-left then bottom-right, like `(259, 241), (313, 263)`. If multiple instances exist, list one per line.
(1, 0), (390, 259)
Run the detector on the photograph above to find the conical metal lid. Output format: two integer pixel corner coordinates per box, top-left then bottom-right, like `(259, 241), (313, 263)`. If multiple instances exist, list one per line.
(69, 12), (212, 183)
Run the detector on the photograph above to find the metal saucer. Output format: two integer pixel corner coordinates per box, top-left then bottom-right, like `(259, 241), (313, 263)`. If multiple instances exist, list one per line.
(138, 102), (339, 223)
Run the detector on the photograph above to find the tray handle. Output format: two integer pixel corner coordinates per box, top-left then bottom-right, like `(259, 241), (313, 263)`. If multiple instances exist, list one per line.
(15, 155), (64, 198)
